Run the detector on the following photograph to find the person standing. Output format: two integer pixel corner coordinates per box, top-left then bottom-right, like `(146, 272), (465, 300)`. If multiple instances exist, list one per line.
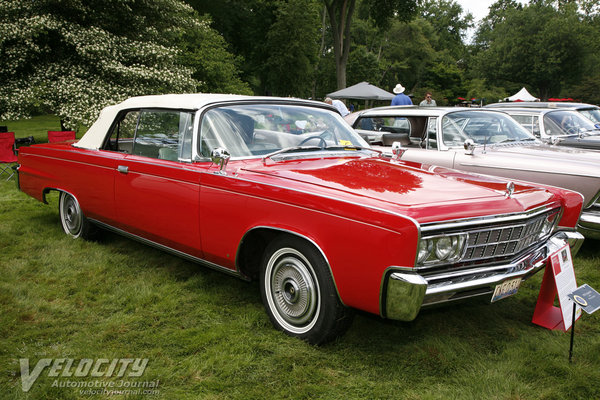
(419, 92), (437, 106)
(391, 84), (412, 106)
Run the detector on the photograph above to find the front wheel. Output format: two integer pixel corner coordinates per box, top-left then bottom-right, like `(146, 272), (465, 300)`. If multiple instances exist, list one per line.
(59, 191), (96, 240)
(260, 236), (353, 344)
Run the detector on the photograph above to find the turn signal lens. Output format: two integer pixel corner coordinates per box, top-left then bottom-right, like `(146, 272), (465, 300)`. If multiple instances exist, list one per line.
(417, 239), (433, 264)
(539, 211), (559, 239)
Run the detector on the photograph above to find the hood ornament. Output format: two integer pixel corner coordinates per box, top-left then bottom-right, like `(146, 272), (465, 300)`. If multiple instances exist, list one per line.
(505, 181), (515, 198)
(391, 141), (406, 160)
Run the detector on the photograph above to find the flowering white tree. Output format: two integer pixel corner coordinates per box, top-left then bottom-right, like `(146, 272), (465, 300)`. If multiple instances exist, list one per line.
(0, 0), (213, 129)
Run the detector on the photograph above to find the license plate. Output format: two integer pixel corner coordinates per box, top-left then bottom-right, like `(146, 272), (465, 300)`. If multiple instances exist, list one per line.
(491, 278), (522, 303)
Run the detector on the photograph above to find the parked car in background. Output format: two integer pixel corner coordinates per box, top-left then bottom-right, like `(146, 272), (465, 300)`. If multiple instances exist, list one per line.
(489, 107), (600, 150)
(16, 94), (584, 344)
(346, 106), (600, 239)
(485, 101), (600, 125)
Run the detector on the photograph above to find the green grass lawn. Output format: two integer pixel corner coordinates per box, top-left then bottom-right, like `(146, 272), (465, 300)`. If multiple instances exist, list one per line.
(1, 118), (600, 399)
(1, 115), (78, 144)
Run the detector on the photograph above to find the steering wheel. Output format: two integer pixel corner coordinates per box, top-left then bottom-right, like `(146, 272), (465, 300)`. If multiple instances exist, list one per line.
(298, 135), (327, 148)
(564, 126), (578, 135)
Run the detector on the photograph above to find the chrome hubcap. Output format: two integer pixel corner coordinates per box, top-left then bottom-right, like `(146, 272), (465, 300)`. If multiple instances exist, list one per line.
(266, 248), (320, 334)
(61, 194), (81, 236)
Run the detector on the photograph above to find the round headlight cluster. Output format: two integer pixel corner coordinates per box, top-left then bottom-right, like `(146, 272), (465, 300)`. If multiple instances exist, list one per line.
(417, 234), (466, 266)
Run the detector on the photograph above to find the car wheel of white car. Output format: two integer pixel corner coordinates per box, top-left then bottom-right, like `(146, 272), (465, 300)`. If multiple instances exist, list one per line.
(260, 235), (353, 344)
(59, 192), (96, 239)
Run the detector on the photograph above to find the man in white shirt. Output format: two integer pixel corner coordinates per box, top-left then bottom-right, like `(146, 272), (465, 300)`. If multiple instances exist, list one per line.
(324, 97), (350, 117)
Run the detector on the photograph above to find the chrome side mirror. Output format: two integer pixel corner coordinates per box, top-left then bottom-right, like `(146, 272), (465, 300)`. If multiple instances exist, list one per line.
(391, 141), (406, 160)
(211, 148), (230, 175)
(464, 139), (475, 155)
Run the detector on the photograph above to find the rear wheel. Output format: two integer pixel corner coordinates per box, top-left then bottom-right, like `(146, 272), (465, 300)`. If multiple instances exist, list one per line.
(260, 235), (353, 344)
(59, 192), (96, 240)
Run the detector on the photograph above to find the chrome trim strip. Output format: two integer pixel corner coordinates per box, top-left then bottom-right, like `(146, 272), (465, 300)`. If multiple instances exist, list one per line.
(419, 205), (558, 232)
(30, 148), (205, 172)
(201, 172), (422, 233)
(89, 219), (245, 280)
(457, 162), (600, 179)
(588, 189), (600, 207)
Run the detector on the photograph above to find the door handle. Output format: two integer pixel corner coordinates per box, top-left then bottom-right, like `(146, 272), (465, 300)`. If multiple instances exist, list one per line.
(117, 165), (129, 174)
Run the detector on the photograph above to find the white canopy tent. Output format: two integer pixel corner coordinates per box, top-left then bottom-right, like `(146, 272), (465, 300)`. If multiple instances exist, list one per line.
(504, 87), (539, 102)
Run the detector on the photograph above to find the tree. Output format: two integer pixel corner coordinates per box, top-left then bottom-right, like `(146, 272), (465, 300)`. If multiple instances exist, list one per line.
(472, 0), (523, 50)
(323, 0), (417, 90)
(187, 0), (280, 94)
(471, 1), (590, 99)
(264, 0), (321, 97)
(419, 0), (473, 59)
(0, 0), (234, 128)
(177, 17), (251, 95)
(377, 18), (438, 92)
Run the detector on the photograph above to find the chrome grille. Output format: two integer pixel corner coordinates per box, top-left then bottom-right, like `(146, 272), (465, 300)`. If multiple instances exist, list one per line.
(417, 207), (561, 270)
(462, 212), (549, 262)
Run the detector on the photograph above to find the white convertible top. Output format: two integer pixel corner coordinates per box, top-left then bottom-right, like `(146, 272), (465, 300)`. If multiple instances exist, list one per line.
(75, 93), (327, 150)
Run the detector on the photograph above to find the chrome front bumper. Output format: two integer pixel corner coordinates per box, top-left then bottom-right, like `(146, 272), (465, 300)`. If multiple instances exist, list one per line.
(578, 208), (600, 239)
(383, 231), (584, 321)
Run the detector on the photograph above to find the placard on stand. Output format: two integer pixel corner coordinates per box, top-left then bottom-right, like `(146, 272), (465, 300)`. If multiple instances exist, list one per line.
(532, 244), (581, 331)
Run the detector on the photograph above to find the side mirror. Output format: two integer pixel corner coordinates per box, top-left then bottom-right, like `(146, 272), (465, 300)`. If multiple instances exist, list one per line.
(211, 148), (231, 175)
(391, 141), (406, 160)
(463, 139), (475, 155)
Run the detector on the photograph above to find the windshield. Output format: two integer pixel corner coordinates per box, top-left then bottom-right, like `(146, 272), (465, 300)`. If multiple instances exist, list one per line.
(543, 110), (598, 136)
(441, 111), (536, 147)
(199, 104), (368, 158)
(579, 108), (600, 124)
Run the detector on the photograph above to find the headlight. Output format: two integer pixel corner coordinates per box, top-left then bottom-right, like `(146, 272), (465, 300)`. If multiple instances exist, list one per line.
(417, 234), (466, 266)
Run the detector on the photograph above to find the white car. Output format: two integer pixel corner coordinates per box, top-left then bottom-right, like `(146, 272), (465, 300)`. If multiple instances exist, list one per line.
(346, 106), (600, 239)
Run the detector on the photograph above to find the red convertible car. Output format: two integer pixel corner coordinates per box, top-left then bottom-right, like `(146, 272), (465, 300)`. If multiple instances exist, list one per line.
(17, 94), (584, 344)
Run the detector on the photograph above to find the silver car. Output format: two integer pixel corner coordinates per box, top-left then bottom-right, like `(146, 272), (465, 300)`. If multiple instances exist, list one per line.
(346, 106), (600, 239)
(485, 101), (600, 125)
(489, 107), (600, 150)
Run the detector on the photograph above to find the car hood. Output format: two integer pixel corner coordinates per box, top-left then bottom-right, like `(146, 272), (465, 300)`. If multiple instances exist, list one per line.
(557, 134), (600, 148)
(239, 156), (558, 223)
(461, 142), (600, 176)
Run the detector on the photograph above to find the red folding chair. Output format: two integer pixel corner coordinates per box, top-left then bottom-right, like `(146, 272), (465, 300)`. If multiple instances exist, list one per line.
(48, 130), (76, 143)
(0, 132), (18, 180)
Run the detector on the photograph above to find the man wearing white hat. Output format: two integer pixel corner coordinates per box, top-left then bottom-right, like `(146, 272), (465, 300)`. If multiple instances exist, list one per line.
(391, 83), (413, 106)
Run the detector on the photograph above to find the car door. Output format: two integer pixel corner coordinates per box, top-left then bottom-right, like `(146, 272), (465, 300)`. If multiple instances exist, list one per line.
(400, 117), (457, 168)
(112, 109), (207, 258)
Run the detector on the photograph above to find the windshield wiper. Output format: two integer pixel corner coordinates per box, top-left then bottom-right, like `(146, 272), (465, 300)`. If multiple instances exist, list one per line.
(324, 145), (382, 155)
(261, 146), (323, 161)
(262, 145), (382, 162)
